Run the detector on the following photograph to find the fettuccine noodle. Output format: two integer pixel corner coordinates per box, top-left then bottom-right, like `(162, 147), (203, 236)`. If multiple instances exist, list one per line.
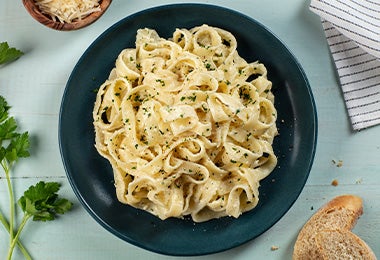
(93, 25), (278, 222)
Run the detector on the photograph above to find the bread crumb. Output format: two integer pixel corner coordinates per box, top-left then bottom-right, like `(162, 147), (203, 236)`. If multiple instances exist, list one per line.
(332, 159), (343, 167)
(355, 178), (363, 184)
(271, 245), (279, 251)
(331, 179), (339, 186)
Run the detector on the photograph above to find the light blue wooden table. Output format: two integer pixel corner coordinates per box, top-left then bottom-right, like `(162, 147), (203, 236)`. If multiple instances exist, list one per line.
(1, 0), (379, 259)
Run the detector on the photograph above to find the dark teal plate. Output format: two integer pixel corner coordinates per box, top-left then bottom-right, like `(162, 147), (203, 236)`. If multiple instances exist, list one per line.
(59, 4), (317, 256)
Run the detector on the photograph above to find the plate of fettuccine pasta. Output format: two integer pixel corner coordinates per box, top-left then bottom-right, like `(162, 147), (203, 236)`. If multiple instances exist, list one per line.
(59, 3), (317, 256)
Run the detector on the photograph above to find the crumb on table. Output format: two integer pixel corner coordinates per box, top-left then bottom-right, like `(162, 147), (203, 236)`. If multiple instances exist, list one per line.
(355, 178), (363, 184)
(271, 245), (279, 251)
(331, 159), (343, 167)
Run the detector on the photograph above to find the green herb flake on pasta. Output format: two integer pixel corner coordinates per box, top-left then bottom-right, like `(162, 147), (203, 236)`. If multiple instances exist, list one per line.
(92, 25), (278, 222)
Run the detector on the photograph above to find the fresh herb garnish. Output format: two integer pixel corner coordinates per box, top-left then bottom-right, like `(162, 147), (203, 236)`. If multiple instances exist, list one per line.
(0, 42), (23, 65)
(0, 96), (73, 259)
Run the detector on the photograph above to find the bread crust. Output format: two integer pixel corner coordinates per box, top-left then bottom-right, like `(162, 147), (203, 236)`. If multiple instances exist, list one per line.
(293, 195), (365, 260)
(324, 195), (363, 215)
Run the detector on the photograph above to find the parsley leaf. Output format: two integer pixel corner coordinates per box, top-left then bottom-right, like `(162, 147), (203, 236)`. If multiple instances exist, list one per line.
(0, 42), (24, 65)
(18, 181), (73, 221)
(0, 117), (18, 141)
(0, 96), (29, 162)
(0, 96), (11, 122)
(6, 132), (30, 162)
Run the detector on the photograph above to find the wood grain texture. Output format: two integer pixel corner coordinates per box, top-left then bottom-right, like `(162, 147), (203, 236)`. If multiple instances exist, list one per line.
(22, 0), (112, 31)
(1, 0), (379, 259)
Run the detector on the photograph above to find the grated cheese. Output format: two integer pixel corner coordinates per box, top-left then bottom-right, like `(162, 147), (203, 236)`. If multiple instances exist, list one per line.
(34, 0), (101, 24)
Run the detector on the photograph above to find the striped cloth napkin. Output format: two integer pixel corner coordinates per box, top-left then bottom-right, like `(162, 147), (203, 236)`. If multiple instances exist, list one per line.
(310, 0), (380, 130)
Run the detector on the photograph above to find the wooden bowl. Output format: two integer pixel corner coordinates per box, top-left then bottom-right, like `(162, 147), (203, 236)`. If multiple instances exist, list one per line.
(22, 0), (112, 31)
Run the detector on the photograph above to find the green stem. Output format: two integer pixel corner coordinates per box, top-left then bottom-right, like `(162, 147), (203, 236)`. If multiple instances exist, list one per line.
(7, 214), (31, 260)
(1, 160), (32, 260)
(0, 210), (32, 260)
(0, 210), (8, 228)
(2, 160), (15, 242)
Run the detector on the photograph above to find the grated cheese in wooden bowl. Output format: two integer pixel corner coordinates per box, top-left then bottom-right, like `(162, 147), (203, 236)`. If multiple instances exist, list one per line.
(34, 0), (101, 24)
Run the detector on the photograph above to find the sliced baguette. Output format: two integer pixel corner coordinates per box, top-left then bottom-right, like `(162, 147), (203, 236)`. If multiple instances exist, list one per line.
(315, 229), (377, 260)
(293, 195), (364, 260)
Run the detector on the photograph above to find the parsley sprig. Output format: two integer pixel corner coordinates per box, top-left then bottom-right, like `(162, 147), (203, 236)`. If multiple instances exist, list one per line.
(0, 42), (24, 65)
(0, 96), (73, 259)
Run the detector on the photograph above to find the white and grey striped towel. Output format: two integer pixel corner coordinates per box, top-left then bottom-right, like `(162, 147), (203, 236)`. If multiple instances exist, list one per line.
(310, 0), (380, 130)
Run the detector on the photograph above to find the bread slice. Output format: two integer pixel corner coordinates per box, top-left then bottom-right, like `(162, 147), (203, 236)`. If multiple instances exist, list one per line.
(315, 229), (377, 260)
(293, 195), (364, 260)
